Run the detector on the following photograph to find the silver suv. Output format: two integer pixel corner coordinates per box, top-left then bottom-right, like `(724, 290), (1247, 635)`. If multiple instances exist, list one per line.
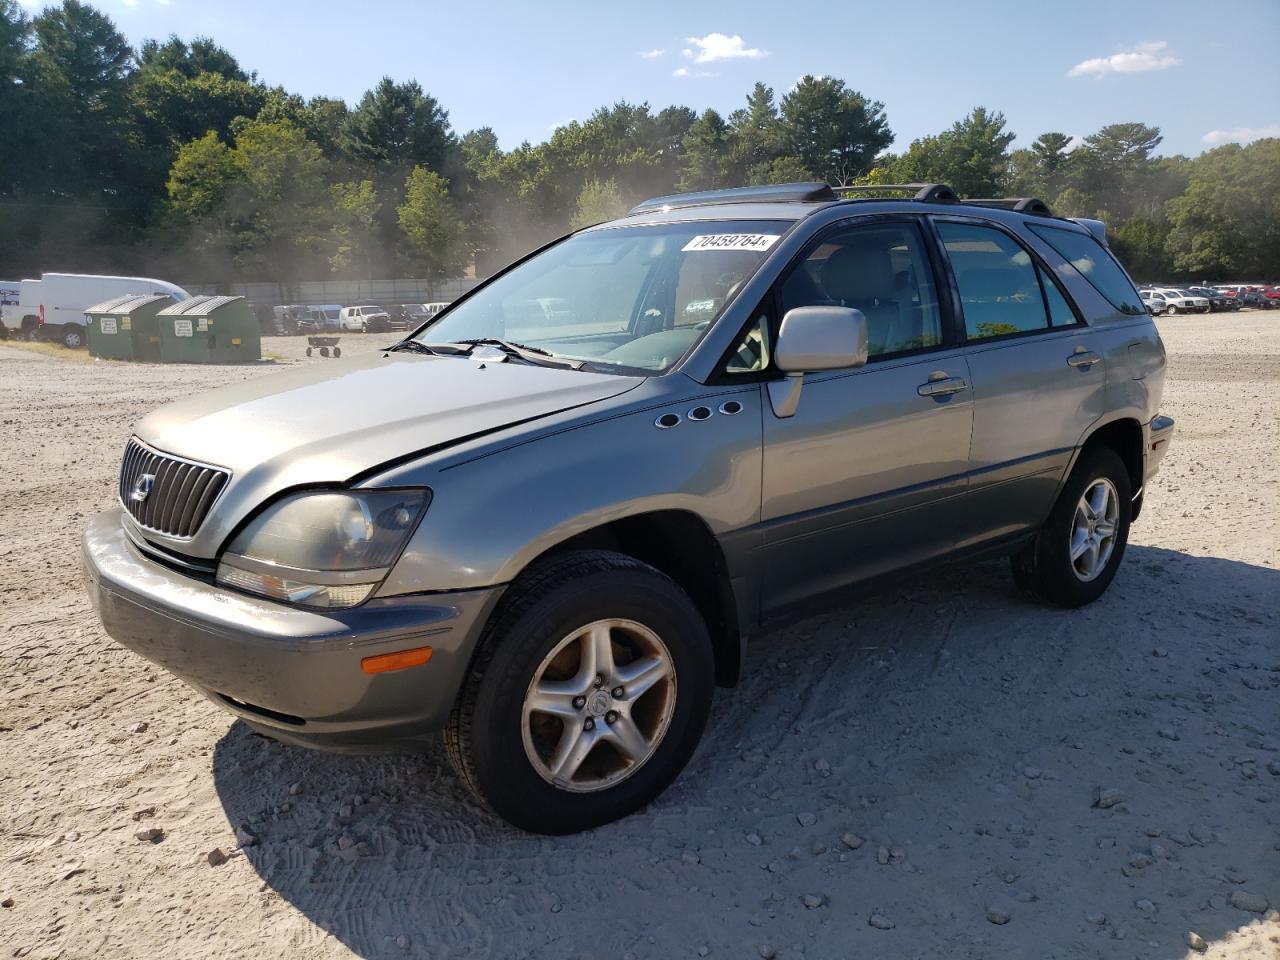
(83, 182), (1174, 834)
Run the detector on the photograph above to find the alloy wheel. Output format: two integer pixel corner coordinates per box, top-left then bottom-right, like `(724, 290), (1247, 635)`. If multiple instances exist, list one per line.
(521, 618), (677, 793)
(1070, 478), (1119, 582)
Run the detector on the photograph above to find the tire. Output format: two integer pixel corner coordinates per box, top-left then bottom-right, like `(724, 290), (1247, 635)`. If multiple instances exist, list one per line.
(1166, 305), (1178, 315)
(445, 549), (714, 834)
(305, 346), (313, 357)
(62, 326), (84, 349)
(333, 347), (341, 358)
(1011, 446), (1132, 608)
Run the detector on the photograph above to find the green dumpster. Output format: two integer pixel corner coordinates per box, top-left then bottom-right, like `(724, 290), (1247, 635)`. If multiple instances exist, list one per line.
(156, 295), (261, 363)
(84, 294), (175, 361)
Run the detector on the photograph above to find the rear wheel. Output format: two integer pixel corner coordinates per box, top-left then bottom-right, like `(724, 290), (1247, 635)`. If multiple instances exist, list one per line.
(445, 550), (714, 834)
(62, 326), (84, 349)
(1011, 447), (1132, 608)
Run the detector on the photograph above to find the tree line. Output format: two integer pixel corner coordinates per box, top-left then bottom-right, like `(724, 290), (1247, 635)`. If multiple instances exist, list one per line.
(1, 0), (1276, 288)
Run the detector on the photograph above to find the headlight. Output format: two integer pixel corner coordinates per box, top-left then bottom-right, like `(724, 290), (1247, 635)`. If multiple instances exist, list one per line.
(216, 490), (429, 609)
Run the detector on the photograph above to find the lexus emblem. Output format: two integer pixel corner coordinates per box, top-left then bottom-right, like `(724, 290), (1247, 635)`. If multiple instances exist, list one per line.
(131, 473), (155, 503)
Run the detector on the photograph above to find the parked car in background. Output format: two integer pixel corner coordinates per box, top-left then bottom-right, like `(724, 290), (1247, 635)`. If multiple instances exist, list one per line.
(0, 282), (19, 337)
(398, 302), (452, 330)
(271, 304), (309, 335)
(339, 304), (390, 331)
(1140, 290), (1168, 315)
(1186, 286), (1233, 312)
(1146, 288), (1209, 315)
(2, 273), (190, 347)
(306, 304), (343, 331)
(84, 181), (1174, 833)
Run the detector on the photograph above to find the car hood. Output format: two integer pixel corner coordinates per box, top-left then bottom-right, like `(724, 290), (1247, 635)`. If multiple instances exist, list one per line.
(133, 352), (642, 549)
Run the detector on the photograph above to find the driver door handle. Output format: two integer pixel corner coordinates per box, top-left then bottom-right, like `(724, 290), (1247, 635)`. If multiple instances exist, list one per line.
(917, 376), (969, 398)
(1067, 350), (1102, 368)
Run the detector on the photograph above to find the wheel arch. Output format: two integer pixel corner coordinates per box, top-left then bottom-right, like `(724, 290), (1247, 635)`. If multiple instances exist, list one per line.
(1075, 416), (1144, 518)
(519, 509), (746, 688)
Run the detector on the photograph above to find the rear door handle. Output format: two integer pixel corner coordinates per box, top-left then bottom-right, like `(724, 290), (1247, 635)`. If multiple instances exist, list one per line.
(917, 376), (969, 398)
(1067, 350), (1101, 368)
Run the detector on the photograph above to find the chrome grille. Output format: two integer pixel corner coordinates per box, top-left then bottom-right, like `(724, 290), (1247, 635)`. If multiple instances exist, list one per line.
(118, 438), (230, 538)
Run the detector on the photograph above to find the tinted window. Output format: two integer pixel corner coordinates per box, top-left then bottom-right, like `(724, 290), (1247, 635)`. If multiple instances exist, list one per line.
(937, 222), (1049, 340)
(779, 222), (942, 358)
(1029, 224), (1144, 315)
(1040, 265), (1078, 326)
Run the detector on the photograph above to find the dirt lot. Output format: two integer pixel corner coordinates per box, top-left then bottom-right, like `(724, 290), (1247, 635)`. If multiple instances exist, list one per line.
(1, 318), (1277, 960)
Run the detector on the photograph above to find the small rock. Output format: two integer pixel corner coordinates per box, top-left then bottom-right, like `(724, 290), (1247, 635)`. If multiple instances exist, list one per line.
(746, 832), (763, 846)
(1189, 824), (1214, 845)
(395, 936), (409, 950)
(1228, 891), (1269, 913)
(336, 833), (355, 851)
(1157, 728), (1180, 741)
(877, 846), (890, 865)
(206, 848), (228, 867)
(1152, 646), (1168, 657)
(134, 827), (164, 843)
(1094, 787), (1123, 809)
(129, 721), (149, 734)
(355, 841), (373, 857)
(338, 804), (353, 818)
(840, 832), (864, 850)
(1023, 766), (1041, 780)
(1135, 899), (1156, 915)
(697, 946), (709, 957)
(680, 851), (701, 865)
(288, 782), (303, 796)
(868, 913), (894, 930)
(814, 758), (831, 777)
(758, 946), (776, 960)
(1266, 759), (1280, 777)
(986, 905), (1011, 925)
(1150, 842), (1171, 860)
(796, 812), (817, 827)
(889, 847), (905, 863)
(1, 897), (13, 908)
(131, 807), (155, 822)
(550, 902), (562, 913)
(802, 894), (825, 909)
(1186, 931), (1207, 953)
(234, 825), (257, 848)
(1086, 912), (1106, 925)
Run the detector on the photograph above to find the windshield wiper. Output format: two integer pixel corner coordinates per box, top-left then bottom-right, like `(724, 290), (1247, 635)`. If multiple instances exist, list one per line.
(451, 338), (585, 370)
(386, 339), (445, 355)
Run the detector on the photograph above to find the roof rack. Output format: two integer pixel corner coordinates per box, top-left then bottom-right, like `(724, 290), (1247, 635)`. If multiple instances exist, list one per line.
(961, 197), (1054, 217)
(831, 183), (960, 203)
(628, 182), (837, 215)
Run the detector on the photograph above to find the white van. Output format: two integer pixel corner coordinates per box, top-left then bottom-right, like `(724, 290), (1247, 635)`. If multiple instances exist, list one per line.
(4, 273), (191, 348)
(305, 304), (343, 332)
(339, 304), (390, 332)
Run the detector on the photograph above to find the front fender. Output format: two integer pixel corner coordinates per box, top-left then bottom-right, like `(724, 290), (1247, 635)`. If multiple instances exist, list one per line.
(373, 386), (764, 596)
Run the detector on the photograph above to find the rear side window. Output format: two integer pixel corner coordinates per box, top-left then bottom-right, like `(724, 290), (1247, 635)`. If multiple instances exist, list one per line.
(1029, 224), (1144, 315)
(936, 222), (1049, 341)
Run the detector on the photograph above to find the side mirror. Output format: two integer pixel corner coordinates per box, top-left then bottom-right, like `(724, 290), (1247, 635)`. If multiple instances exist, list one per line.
(768, 306), (868, 418)
(775, 306), (868, 373)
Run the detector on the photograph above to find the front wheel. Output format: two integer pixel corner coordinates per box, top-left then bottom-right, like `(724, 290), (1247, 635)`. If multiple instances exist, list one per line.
(1166, 305), (1178, 315)
(62, 326), (84, 349)
(445, 550), (714, 834)
(1011, 447), (1132, 608)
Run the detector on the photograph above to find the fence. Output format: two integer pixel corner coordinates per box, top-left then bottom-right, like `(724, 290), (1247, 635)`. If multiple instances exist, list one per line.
(180, 276), (484, 306)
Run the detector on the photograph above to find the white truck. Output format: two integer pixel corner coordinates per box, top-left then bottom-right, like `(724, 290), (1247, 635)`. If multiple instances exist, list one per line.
(1, 273), (191, 348)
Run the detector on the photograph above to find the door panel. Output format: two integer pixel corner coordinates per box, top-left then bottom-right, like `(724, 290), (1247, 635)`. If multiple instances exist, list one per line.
(760, 353), (973, 612)
(960, 330), (1107, 547)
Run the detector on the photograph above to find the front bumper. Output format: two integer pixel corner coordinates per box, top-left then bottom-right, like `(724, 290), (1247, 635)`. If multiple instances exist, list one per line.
(82, 507), (503, 751)
(1144, 414), (1175, 484)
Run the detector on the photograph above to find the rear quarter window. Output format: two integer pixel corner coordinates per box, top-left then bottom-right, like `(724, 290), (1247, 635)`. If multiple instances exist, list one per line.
(1029, 225), (1144, 316)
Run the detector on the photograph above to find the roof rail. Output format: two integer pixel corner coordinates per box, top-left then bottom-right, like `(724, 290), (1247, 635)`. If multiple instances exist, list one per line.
(628, 182), (837, 215)
(831, 183), (960, 203)
(961, 197), (1055, 217)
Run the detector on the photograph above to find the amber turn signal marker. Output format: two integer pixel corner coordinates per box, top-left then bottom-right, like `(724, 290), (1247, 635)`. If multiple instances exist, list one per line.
(361, 646), (433, 674)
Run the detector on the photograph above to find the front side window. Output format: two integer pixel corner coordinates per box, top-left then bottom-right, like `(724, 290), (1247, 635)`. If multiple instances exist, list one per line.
(418, 220), (786, 373)
(1029, 224), (1144, 315)
(937, 222), (1050, 341)
(777, 221), (943, 358)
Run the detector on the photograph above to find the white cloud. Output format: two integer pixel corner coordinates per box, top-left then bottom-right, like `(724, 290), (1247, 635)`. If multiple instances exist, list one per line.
(638, 49), (665, 59)
(683, 32), (767, 64)
(672, 67), (716, 79)
(1201, 124), (1280, 145)
(1068, 41), (1179, 78)
(672, 67), (690, 78)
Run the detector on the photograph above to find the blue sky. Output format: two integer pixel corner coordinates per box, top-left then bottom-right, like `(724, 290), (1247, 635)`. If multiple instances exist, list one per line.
(20, 0), (1280, 156)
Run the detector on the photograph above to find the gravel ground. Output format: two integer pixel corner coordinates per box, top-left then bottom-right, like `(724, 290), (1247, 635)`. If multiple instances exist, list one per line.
(1, 317), (1277, 960)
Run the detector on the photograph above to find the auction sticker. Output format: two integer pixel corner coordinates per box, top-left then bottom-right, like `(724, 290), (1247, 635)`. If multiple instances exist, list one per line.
(100, 317), (117, 335)
(174, 319), (193, 337)
(682, 233), (780, 252)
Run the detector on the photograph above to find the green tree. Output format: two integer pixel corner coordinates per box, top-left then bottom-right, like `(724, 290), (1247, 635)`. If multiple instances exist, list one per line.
(1165, 138), (1280, 279)
(398, 166), (467, 293)
(137, 34), (248, 81)
(679, 109), (731, 190)
(888, 107), (1014, 197)
(778, 75), (892, 184)
(0, 0), (33, 196)
(570, 177), (627, 229)
(727, 82), (783, 183)
(342, 77), (454, 173)
(328, 180), (381, 277)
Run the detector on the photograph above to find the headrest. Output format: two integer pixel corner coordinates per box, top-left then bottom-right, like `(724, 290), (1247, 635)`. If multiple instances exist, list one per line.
(820, 239), (895, 304)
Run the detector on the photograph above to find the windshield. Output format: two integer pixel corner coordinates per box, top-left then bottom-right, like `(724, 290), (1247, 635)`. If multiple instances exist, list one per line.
(416, 220), (787, 373)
